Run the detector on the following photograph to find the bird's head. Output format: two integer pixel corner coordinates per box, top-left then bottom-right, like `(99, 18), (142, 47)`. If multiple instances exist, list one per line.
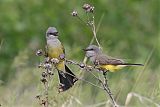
(83, 45), (101, 58)
(46, 27), (59, 40)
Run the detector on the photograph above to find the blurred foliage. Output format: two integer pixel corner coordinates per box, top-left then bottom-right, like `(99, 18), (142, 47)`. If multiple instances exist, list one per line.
(0, 0), (159, 106)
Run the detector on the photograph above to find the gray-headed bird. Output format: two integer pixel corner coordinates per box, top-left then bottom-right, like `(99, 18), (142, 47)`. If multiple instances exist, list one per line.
(84, 45), (143, 72)
(45, 27), (77, 92)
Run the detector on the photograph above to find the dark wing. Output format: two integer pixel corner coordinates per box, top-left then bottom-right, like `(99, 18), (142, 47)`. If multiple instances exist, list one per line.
(60, 44), (65, 60)
(96, 54), (124, 65)
(61, 44), (65, 54)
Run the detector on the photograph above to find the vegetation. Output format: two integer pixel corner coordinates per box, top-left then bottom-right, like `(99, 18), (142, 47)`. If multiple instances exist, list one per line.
(0, 0), (159, 107)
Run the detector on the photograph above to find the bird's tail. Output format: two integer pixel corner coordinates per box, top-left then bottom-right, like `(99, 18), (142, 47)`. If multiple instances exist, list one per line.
(117, 63), (144, 66)
(58, 65), (78, 92)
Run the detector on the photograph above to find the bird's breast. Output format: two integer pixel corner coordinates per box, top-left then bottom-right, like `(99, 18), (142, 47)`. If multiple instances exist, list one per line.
(47, 39), (64, 58)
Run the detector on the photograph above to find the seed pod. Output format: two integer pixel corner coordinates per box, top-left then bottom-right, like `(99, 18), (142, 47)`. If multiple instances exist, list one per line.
(71, 10), (78, 16)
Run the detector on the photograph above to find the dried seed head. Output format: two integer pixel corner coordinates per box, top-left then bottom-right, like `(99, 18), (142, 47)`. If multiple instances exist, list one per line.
(71, 10), (78, 16)
(35, 95), (41, 100)
(41, 78), (47, 83)
(44, 57), (50, 63)
(87, 65), (93, 71)
(83, 4), (91, 10)
(48, 70), (54, 75)
(80, 63), (85, 68)
(89, 6), (94, 13)
(41, 100), (46, 105)
(44, 63), (52, 69)
(51, 58), (59, 64)
(42, 72), (47, 77)
(38, 63), (43, 68)
(83, 3), (94, 13)
(36, 49), (43, 56)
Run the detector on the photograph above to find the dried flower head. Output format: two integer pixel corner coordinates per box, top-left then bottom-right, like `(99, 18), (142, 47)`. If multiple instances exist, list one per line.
(44, 57), (50, 63)
(48, 70), (54, 75)
(41, 78), (47, 83)
(82, 3), (94, 13)
(83, 4), (91, 10)
(79, 63), (85, 68)
(51, 58), (59, 64)
(44, 63), (52, 70)
(38, 63), (43, 68)
(71, 10), (78, 16)
(35, 95), (41, 100)
(42, 72), (47, 77)
(36, 49), (43, 56)
(89, 6), (94, 13)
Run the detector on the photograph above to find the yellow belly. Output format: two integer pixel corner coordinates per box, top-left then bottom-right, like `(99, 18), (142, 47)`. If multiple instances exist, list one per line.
(48, 46), (63, 59)
(99, 65), (126, 72)
(47, 46), (64, 71)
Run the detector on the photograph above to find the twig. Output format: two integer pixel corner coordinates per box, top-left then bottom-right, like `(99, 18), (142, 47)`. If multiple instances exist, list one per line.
(102, 71), (118, 107)
(91, 14), (101, 48)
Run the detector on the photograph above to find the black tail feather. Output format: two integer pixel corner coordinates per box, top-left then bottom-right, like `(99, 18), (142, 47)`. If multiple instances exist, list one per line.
(58, 65), (78, 92)
(113, 63), (144, 66)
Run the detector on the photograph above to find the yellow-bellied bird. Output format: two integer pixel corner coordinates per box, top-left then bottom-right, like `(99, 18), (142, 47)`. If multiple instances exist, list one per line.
(45, 27), (77, 92)
(84, 45), (143, 72)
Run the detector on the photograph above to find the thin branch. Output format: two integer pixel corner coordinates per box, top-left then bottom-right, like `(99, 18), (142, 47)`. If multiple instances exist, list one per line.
(102, 72), (118, 107)
(91, 14), (101, 48)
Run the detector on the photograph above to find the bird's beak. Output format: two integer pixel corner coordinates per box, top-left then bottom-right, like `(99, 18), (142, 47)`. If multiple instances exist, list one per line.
(82, 48), (87, 51)
(54, 32), (58, 36)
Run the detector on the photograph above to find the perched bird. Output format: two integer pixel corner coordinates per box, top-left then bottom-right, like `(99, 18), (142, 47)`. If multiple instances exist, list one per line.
(84, 45), (144, 72)
(45, 27), (77, 92)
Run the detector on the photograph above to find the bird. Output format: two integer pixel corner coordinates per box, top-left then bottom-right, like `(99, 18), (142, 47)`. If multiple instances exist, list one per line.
(45, 27), (77, 92)
(83, 45), (144, 72)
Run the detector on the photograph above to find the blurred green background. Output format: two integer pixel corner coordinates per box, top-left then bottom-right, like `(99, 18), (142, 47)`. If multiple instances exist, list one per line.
(0, 0), (159, 107)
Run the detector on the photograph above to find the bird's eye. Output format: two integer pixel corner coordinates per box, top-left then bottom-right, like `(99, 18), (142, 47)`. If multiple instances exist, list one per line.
(47, 32), (58, 36)
(86, 48), (94, 51)
(48, 33), (54, 35)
